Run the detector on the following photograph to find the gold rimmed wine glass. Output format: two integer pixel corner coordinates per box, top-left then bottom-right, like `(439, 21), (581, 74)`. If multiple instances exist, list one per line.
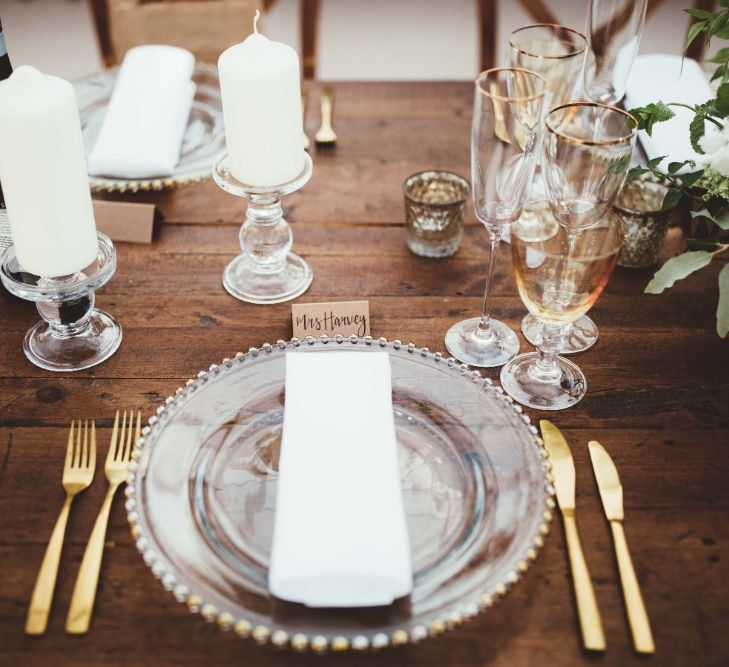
(509, 24), (588, 111)
(444, 67), (546, 368)
(507, 24), (602, 354)
(500, 203), (624, 410)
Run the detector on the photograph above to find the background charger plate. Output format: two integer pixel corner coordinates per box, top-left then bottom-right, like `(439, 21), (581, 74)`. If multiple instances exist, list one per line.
(75, 63), (225, 193)
(126, 336), (554, 652)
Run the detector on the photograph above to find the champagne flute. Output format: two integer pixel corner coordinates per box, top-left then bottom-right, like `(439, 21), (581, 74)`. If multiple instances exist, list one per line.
(500, 203), (624, 410)
(584, 0), (648, 105)
(445, 67), (545, 368)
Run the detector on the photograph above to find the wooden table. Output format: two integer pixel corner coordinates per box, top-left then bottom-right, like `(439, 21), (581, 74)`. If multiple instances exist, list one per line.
(1, 82), (727, 667)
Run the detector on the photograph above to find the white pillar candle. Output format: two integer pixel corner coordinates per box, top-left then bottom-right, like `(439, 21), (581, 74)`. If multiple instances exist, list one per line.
(218, 12), (305, 187)
(0, 66), (97, 277)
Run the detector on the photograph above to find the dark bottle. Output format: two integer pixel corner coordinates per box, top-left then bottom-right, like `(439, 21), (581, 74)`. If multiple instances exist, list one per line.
(0, 16), (12, 214)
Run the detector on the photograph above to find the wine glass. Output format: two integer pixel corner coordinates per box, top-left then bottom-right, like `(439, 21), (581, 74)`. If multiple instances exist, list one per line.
(542, 103), (637, 236)
(500, 203), (624, 410)
(584, 0), (648, 105)
(509, 24), (588, 113)
(444, 67), (545, 368)
(525, 0), (646, 354)
(508, 24), (599, 353)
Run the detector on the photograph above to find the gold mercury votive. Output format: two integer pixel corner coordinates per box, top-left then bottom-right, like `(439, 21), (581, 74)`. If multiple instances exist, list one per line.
(404, 170), (470, 258)
(613, 175), (671, 268)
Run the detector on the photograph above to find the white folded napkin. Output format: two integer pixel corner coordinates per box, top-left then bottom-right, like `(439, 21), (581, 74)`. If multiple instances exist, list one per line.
(625, 54), (714, 171)
(269, 351), (413, 608)
(87, 45), (195, 178)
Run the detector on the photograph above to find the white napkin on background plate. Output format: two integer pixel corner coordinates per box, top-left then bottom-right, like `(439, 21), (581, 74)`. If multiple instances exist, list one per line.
(268, 351), (413, 608)
(87, 45), (195, 178)
(625, 54), (713, 171)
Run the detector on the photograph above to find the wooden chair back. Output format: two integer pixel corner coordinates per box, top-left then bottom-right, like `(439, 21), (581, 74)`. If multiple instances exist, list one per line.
(90, 0), (261, 66)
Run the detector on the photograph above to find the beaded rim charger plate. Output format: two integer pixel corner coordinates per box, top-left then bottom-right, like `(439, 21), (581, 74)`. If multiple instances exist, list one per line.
(75, 63), (225, 192)
(126, 336), (554, 652)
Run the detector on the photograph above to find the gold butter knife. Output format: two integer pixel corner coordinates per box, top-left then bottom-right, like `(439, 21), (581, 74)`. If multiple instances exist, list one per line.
(589, 440), (655, 654)
(541, 420), (606, 651)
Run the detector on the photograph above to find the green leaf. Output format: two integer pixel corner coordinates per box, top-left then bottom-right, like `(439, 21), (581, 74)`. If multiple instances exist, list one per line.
(707, 47), (729, 63)
(626, 165), (649, 180)
(718, 264), (729, 337)
(628, 102), (675, 135)
(690, 206), (729, 229)
(645, 251), (715, 294)
(719, 0), (729, 8)
(685, 20), (707, 51)
(689, 113), (706, 153)
(646, 156), (665, 169)
(680, 169), (705, 188)
(661, 187), (683, 211)
(711, 64), (727, 82)
(685, 8), (716, 19)
(686, 237), (724, 251)
(668, 159), (692, 173)
(717, 82), (729, 115)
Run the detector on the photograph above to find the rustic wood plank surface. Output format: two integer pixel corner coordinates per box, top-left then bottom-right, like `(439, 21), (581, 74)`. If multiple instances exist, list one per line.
(1, 82), (728, 667)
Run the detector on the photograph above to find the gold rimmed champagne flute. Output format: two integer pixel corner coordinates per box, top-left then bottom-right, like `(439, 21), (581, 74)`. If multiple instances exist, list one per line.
(501, 203), (624, 410)
(507, 23), (604, 355)
(444, 67), (545, 368)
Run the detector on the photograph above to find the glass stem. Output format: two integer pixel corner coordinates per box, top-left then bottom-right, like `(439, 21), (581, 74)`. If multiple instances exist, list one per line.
(532, 322), (563, 381)
(477, 228), (502, 338)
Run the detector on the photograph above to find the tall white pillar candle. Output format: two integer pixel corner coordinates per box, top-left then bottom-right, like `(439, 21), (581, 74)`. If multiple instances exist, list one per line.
(0, 66), (98, 277)
(218, 12), (305, 187)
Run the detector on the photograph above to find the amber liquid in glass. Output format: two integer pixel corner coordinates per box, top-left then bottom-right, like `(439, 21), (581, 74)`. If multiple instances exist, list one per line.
(511, 201), (621, 325)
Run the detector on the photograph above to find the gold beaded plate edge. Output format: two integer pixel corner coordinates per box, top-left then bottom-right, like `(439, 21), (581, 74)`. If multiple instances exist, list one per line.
(125, 335), (556, 653)
(74, 63), (225, 193)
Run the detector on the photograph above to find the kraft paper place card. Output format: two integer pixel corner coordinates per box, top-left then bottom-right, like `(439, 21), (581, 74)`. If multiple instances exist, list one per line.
(292, 300), (370, 338)
(92, 200), (156, 244)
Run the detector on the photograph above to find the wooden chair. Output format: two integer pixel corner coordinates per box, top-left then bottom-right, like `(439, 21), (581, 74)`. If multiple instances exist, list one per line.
(89, 0), (262, 66)
(298, 0), (716, 80)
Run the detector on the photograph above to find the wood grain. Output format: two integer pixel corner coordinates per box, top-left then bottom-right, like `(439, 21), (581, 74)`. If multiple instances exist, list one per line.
(1, 82), (728, 667)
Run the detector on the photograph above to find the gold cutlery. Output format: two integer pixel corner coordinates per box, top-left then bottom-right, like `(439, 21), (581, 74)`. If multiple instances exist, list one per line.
(301, 89), (310, 151)
(589, 440), (655, 654)
(541, 420), (606, 651)
(25, 420), (96, 635)
(315, 86), (337, 146)
(65, 410), (139, 634)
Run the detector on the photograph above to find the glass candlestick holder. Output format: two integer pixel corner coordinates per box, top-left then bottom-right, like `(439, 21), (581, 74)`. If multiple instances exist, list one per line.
(0, 232), (122, 372)
(213, 151), (313, 304)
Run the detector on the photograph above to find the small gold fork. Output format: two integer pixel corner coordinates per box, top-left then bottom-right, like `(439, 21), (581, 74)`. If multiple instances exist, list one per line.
(65, 410), (139, 634)
(315, 86), (338, 146)
(25, 420), (96, 635)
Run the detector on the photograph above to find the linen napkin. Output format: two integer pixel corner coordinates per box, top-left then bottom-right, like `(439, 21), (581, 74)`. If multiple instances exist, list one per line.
(269, 351), (413, 608)
(625, 54), (714, 171)
(87, 45), (195, 178)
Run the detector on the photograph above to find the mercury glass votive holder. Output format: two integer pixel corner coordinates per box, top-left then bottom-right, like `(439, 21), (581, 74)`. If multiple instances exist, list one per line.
(404, 170), (470, 258)
(613, 176), (671, 268)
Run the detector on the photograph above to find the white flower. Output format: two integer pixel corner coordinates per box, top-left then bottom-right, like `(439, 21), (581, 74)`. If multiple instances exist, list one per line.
(700, 124), (729, 176)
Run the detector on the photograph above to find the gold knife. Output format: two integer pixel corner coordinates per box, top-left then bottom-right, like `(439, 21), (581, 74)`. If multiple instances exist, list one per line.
(541, 420), (606, 651)
(589, 440), (655, 654)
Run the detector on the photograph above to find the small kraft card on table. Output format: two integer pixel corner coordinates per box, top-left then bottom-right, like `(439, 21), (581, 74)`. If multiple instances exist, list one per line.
(292, 301), (370, 338)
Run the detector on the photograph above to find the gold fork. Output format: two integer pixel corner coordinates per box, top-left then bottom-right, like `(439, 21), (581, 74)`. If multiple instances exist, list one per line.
(315, 86), (338, 146)
(65, 410), (139, 634)
(25, 420), (96, 635)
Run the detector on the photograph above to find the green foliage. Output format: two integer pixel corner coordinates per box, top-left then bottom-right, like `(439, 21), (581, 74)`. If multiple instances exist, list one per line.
(629, 102), (675, 135)
(630, 5), (729, 337)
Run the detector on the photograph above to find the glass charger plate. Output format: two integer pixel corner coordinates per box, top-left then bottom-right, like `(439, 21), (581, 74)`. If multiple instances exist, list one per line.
(126, 336), (554, 652)
(75, 63), (225, 193)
